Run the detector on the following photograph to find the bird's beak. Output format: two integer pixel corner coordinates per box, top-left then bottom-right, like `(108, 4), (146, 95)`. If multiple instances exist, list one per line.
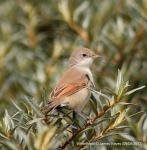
(91, 54), (102, 59)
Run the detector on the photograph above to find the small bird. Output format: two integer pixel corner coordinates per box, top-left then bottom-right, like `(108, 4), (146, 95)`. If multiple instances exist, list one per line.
(41, 47), (101, 114)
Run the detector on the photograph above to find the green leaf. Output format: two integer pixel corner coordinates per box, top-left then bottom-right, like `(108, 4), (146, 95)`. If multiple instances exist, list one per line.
(4, 109), (15, 131)
(1, 117), (7, 134)
(138, 112), (147, 130)
(115, 69), (123, 95)
(118, 102), (137, 106)
(46, 127), (63, 149)
(114, 126), (130, 129)
(12, 111), (21, 119)
(88, 87), (110, 105)
(10, 99), (22, 111)
(60, 110), (81, 129)
(19, 130), (33, 150)
(92, 116), (116, 127)
(0, 133), (9, 140)
(122, 86), (145, 98)
(125, 116), (142, 139)
(118, 81), (130, 100)
(118, 132), (137, 141)
(74, 1), (89, 18)
(24, 95), (44, 118)
(120, 111), (144, 123)
(0, 142), (13, 150)
(117, 17), (125, 40)
(26, 118), (44, 125)
(18, 112), (34, 119)
(91, 91), (103, 112)
(5, 141), (20, 150)
(75, 111), (88, 121)
(105, 87), (117, 97)
(106, 87), (118, 102)
(89, 99), (98, 116)
(96, 132), (120, 140)
(20, 101), (32, 113)
(74, 127), (93, 140)
(10, 125), (19, 136)
(42, 86), (47, 107)
(113, 108), (129, 127)
(102, 112), (121, 134)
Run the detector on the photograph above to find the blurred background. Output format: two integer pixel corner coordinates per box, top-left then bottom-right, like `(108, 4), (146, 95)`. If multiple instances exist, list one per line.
(0, 0), (147, 123)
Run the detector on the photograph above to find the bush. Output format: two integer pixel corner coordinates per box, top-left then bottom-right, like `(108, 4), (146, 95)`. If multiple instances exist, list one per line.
(0, 71), (146, 150)
(0, 0), (147, 149)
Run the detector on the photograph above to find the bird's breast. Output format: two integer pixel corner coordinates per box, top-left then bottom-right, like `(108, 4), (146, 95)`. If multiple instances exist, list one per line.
(66, 88), (91, 112)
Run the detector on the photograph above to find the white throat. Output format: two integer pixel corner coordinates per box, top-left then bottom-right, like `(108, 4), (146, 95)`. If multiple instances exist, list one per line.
(75, 58), (94, 84)
(77, 58), (94, 68)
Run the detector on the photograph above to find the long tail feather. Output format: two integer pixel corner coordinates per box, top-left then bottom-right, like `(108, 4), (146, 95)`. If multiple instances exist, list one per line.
(41, 98), (66, 112)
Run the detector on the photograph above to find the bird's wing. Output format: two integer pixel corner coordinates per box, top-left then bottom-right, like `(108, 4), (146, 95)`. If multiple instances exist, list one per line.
(49, 75), (88, 100)
(41, 68), (89, 112)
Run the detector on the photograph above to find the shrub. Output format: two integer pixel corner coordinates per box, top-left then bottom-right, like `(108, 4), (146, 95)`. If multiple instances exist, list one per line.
(0, 71), (145, 150)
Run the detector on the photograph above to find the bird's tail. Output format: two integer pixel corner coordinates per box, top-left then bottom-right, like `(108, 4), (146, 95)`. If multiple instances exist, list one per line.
(40, 98), (66, 112)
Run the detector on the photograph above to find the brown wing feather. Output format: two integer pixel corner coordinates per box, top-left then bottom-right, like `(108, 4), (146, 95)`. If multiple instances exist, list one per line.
(49, 84), (86, 99)
(41, 67), (89, 112)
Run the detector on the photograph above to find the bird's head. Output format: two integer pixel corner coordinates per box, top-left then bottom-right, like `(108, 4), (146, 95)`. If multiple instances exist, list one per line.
(69, 47), (101, 68)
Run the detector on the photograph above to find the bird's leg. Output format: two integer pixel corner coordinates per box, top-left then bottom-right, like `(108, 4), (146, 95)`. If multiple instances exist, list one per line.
(75, 111), (92, 120)
(74, 111), (93, 124)
(61, 107), (93, 124)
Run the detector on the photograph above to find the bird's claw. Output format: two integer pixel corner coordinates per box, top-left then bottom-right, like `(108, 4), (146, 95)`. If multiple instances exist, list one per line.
(86, 117), (93, 125)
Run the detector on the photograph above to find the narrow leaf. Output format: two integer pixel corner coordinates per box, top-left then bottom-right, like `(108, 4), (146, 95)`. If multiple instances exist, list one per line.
(60, 110), (81, 129)
(138, 112), (147, 129)
(42, 86), (47, 107)
(5, 141), (19, 150)
(0, 133), (9, 140)
(96, 132), (120, 140)
(120, 111), (144, 123)
(105, 87), (117, 97)
(118, 102), (137, 106)
(102, 112), (121, 134)
(88, 87), (110, 105)
(0, 142), (13, 150)
(1, 118), (7, 134)
(92, 116), (116, 127)
(10, 99), (22, 111)
(91, 91), (103, 112)
(19, 130), (33, 150)
(74, 127), (93, 140)
(115, 69), (123, 94)
(118, 133), (137, 141)
(113, 108), (129, 127)
(114, 126), (130, 129)
(26, 118), (44, 125)
(89, 99), (98, 116)
(123, 86), (145, 97)
(24, 95), (44, 117)
(20, 101), (32, 113)
(10, 125), (19, 136)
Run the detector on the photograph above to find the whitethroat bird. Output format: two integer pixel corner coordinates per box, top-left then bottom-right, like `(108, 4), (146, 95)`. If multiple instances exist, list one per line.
(41, 47), (101, 117)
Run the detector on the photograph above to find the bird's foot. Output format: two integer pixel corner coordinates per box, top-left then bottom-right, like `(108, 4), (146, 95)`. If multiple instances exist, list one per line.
(87, 119), (93, 125)
(75, 111), (93, 124)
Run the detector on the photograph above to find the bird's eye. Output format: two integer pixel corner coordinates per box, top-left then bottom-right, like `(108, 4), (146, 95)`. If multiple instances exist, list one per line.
(82, 53), (87, 57)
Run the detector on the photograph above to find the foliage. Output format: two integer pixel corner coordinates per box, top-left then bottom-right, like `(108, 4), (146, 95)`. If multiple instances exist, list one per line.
(0, 0), (147, 149)
(0, 71), (146, 150)
(0, 0), (147, 116)
(119, 112), (147, 150)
